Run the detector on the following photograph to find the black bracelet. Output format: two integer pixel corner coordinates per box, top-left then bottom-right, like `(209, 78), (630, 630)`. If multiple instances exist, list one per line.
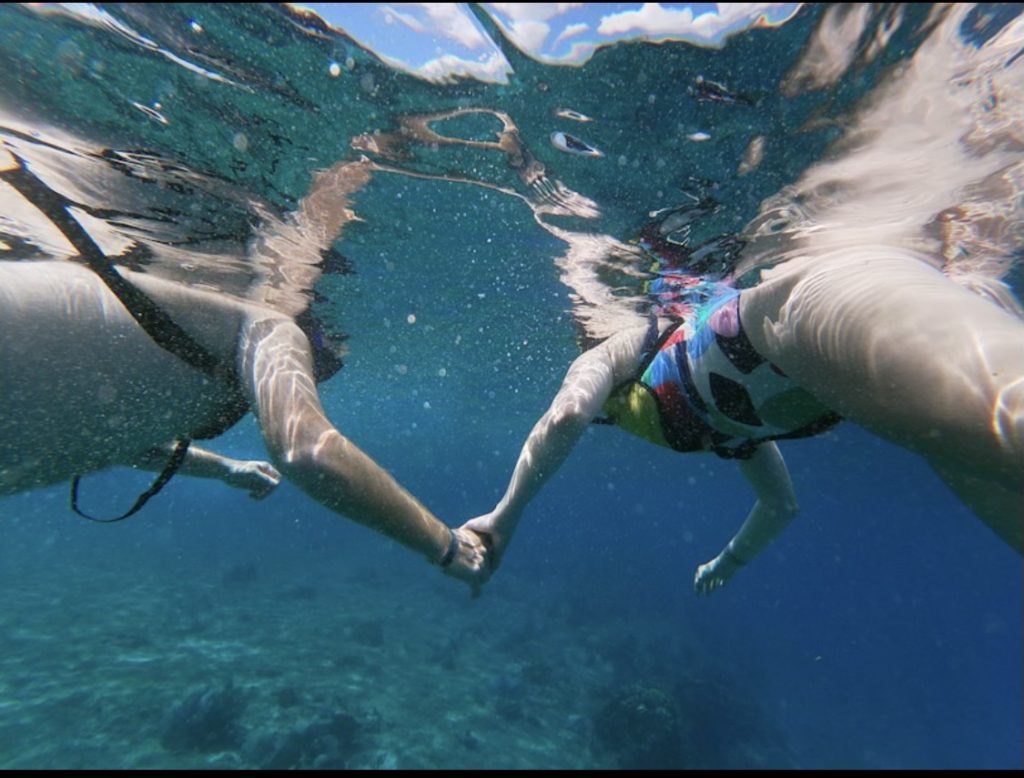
(439, 529), (459, 568)
(723, 546), (747, 567)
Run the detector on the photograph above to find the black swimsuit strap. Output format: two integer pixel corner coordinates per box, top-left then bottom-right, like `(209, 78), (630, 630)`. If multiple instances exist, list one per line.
(0, 154), (224, 377)
(70, 439), (192, 523)
(637, 318), (683, 376)
(2, 151), (246, 519)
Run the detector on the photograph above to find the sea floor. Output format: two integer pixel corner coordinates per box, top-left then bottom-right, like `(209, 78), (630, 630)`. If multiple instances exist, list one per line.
(0, 542), (794, 770)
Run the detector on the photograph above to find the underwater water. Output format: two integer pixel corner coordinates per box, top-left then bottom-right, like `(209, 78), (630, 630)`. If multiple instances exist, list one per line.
(0, 2), (1021, 769)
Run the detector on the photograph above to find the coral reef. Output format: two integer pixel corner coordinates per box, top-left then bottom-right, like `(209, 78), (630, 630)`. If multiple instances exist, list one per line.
(591, 684), (685, 769)
(242, 711), (363, 769)
(0, 559), (799, 769)
(159, 681), (249, 754)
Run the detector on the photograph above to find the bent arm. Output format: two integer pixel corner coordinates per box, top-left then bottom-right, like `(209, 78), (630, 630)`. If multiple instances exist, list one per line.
(239, 315), (458, 566)
(136, 444), (281, 499)
(695, 441), (799, 594)
(465, 325), (651, 562)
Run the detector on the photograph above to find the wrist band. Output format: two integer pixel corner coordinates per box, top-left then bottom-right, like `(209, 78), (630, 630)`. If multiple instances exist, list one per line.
(439, 529), (459, 568)
(723, 546), (747, 567)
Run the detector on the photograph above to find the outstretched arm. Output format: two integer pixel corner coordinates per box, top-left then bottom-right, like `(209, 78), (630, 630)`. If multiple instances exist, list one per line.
(463, 325), (652, 568)
(694, 441), (798, 595)
(239, 314), (488, 587)
(135, 444), (281, 499)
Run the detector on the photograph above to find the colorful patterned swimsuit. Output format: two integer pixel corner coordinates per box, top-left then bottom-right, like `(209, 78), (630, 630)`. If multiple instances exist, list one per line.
(601, 286), (840, 459)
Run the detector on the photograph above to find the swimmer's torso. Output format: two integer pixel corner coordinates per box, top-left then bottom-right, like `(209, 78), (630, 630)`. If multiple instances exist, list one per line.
(0, 261), (270, 493)
(602, 291), (838, 457)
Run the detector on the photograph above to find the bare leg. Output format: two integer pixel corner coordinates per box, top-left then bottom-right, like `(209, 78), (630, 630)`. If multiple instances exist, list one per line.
(740, 250), (1024, 549)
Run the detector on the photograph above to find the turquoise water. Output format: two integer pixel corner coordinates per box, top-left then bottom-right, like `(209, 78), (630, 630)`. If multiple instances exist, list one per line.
(0, 3), (1021, 769)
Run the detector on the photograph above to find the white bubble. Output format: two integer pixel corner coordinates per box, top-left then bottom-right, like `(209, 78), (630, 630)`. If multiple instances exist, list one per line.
(437, 367), (447, 378)
(232, 132), (249, 153)
(406, 313), (416, 325)
(96, 382), (117, 404)
(423, 401), (431, 410)
(190, 20), (203, 33)
(328, 61), (341, 77)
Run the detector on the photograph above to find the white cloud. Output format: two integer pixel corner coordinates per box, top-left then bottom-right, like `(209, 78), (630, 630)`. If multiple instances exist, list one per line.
(507, 18), (551, 52)
(553, 21), (588, 47)
(489, 3), (582, 23)
(381, 3), (491, 50)
(420, 3), (491, 49)
(379, 5), (426, 33)
(598, 3), (789, 43)
(563, 39), (597, 62)
(413, 50), (511, 83)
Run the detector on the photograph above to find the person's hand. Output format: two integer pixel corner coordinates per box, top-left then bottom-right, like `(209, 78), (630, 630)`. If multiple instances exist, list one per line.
(228, 460), (282, 499)
(461, 511), (508, 573)
(440, 527), (493, 597)
(694, 549), (744, 596)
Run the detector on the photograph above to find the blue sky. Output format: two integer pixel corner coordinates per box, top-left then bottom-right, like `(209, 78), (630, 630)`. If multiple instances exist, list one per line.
(292, 3), (802, 81)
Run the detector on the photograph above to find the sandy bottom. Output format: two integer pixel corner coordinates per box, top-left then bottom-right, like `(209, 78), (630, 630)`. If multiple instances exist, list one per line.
(0, 550), (791, 769)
